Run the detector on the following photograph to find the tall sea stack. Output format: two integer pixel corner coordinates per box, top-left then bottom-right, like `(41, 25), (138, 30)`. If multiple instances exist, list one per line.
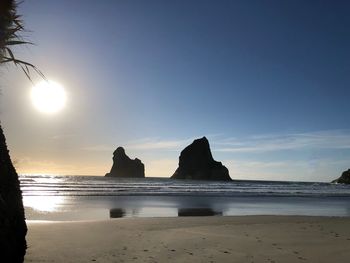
(171, 137), (231, 181)
(105, 147), (145, 178)
(0, 126), (27, 262)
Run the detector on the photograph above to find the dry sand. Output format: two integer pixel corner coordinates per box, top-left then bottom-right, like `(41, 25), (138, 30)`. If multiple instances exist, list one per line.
(25, 216), (350, 263)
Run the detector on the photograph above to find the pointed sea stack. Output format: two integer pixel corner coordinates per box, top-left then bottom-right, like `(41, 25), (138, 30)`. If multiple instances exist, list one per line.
(171, 137), (231, 181)
(332, 169), (350, 184)
(105, 147), (145, 178)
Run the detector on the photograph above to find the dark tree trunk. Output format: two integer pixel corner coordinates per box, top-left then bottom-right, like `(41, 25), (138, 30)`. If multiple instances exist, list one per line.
(0, 124), (27, 262)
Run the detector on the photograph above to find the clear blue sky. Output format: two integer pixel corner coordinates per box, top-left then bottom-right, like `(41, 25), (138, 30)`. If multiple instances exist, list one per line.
(1, 0), (349, 181)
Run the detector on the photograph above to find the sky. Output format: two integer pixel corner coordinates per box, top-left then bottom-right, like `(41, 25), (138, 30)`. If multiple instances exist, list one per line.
(0, 0), (349, 182)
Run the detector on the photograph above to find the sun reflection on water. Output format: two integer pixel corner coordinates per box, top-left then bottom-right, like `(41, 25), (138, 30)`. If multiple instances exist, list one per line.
(23, 195), (66, 212)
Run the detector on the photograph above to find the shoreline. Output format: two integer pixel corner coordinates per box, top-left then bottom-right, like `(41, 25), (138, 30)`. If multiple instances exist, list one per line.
(25, 215), (350, 262)
(23, 194), (350, 221)
(25, 214), (350, 223)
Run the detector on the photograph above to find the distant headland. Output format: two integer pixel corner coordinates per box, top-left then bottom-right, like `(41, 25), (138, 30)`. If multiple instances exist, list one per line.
(332, 169), (350, 184)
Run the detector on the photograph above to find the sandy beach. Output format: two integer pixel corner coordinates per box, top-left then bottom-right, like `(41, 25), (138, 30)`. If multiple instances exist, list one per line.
(25, 216), (350, 263)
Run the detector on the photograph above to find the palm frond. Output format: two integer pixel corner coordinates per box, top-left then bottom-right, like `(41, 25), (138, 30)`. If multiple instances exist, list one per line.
(0, 0), (45, 81)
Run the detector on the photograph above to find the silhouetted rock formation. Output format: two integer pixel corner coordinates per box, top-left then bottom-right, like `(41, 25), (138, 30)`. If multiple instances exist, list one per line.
(109, 208), (126, 218)
(0, 125), (27, 262)
(332, 169), (350, 184)
(171, 137), (231, 181)
(105, 147), (145, 178)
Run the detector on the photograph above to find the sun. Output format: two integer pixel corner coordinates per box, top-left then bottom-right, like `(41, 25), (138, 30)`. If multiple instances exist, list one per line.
(31, 80), (66, 114)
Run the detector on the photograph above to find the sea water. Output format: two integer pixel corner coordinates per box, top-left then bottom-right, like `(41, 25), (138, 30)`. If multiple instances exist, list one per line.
(20, 174), (350, 221)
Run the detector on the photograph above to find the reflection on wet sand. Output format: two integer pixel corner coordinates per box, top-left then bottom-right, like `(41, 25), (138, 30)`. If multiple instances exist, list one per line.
(109, 208), (126, 218)
(109, 207), (222, 218)
(23, 195), (66, 212)
(178, 208), (222, 217)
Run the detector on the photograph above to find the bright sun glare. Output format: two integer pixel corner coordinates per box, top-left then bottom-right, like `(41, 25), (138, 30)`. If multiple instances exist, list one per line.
(31, 80), (66, 114)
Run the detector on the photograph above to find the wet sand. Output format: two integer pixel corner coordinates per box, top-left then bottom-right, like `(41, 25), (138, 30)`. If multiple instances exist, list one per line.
(25, 216), (350, 263)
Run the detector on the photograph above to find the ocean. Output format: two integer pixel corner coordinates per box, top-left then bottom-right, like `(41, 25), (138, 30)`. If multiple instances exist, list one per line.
(20, 174), (350, 221)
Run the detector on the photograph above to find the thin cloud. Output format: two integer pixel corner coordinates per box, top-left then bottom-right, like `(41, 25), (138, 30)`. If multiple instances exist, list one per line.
(125, 134), (222, 151)
(224, 158), (349, 182)
(126, 138), (192, 151)
(83, 137), (194, 152)
(52, 134), (77, 140)
(215, 130), (350, 153)
(82, 145), (114, 152)
(14, 157), (76, 175)
(83, 130), (350, 154)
